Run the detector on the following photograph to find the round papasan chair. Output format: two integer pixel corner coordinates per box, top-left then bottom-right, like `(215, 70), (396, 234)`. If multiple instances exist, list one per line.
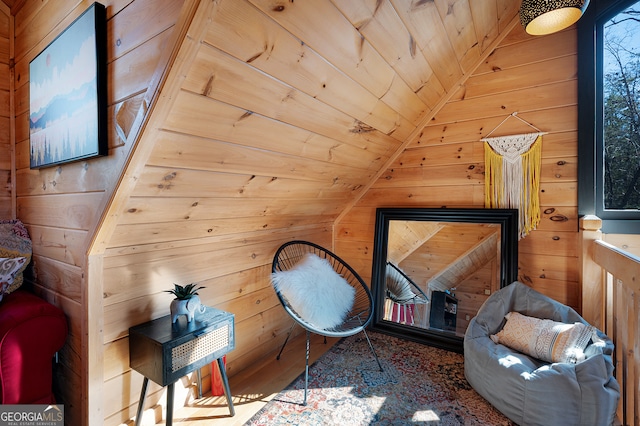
(464, 281), (620, 426)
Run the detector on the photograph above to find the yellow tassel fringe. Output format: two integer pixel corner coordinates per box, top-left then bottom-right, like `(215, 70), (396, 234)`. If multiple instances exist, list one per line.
(484, 134), (542, 239)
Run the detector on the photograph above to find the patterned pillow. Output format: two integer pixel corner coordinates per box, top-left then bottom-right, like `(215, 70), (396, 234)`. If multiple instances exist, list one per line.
(491, 311), (595, 364)
(0, 257), (26, 302)
(0, 219), (32, 293)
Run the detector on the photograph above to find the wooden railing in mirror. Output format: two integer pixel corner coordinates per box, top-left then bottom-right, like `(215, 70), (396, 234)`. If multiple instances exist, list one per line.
(581, 216), (639, 426)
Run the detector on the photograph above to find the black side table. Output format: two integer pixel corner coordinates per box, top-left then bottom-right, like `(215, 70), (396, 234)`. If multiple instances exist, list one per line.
(129, 306), (235, 425)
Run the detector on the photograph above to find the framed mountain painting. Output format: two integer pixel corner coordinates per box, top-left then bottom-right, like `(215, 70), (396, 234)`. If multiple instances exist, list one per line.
(29, 2), (107, 169)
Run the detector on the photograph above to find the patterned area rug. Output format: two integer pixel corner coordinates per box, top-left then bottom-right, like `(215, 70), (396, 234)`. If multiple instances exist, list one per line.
(246, 331), (516, 425)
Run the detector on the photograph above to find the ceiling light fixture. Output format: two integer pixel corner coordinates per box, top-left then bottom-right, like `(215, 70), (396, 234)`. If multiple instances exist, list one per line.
(520, 0), (590, 36)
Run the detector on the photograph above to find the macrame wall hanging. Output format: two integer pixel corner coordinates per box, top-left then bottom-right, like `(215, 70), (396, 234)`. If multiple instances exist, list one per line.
(482, 112), (545, 239)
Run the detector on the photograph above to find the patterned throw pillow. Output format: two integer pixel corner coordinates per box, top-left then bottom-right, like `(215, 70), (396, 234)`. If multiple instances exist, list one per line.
(0, 257), (26, 302)
(0, 219), (32, 293)
(491, 311), (595, 364)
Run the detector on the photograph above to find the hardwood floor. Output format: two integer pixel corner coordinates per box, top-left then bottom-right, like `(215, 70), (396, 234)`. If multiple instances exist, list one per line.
(154, 332), (340, 425)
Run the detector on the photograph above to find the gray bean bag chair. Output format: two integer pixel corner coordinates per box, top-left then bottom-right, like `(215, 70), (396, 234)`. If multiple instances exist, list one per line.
(464, 281), (619, 426)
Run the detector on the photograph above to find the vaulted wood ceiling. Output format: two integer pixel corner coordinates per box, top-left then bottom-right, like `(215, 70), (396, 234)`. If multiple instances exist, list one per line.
(2, 0), (23, 15)
(94, 0), (524, 383)
(96, 0), (522, 251)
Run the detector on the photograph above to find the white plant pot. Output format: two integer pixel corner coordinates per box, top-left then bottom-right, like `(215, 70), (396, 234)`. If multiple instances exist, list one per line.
(170, 295), (202, 323)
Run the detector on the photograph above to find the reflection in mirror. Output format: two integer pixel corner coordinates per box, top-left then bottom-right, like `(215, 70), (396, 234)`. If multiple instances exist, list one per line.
(371, 208), (518, 352)
(384, 220), (501, 336)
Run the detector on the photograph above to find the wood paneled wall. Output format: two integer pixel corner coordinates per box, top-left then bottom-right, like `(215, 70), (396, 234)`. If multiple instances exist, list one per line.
(4, 1), (589, 425)
(0, 3), (10, 218)
(11, 1), (184, 424)
(336, 27), (581, 310)
(90, 2), (519, 424)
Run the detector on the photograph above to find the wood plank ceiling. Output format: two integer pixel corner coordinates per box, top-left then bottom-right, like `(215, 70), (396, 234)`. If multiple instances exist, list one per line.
(2, 0), (23, 15)
(103, 0), (521, 251)
(93, 1), (523, 364)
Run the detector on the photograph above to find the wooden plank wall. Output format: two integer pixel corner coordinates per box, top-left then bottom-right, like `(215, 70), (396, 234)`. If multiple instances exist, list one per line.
(94, 2), (519, 424)
(6, 1), (521, 424)
(336, 26), (581, 311)
(11, 1), (184, 424)
(5, 1), (587, 424)
(0, 3), (10, 218)
(97, 1), (352, 422)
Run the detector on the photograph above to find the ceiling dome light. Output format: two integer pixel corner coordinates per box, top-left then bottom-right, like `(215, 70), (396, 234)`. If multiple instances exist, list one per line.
(520, 0), (590, 36)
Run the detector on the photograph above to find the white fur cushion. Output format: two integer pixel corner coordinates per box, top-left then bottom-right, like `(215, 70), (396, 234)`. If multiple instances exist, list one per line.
(272, 253), (355, 329)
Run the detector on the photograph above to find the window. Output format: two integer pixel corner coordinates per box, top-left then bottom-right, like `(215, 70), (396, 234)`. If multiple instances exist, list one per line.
(578, 0), (640, 233)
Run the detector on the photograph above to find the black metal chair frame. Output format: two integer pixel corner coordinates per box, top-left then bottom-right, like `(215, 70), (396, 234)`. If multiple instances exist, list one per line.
(385, 261), (430, 326)
(271, 240), (383, 405)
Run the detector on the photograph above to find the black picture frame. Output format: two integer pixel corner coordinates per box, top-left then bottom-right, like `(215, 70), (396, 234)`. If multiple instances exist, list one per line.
(370, 207), (519, 353)
(29, 2), (107, 169)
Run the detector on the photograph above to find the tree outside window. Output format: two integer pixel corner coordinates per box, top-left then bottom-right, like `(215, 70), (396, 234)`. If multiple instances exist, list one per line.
(603, 2), (640, 210)
(578, 0), (640, 233)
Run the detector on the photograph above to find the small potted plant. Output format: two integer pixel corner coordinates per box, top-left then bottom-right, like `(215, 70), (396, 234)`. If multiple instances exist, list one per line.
(165, 283), (206, 323)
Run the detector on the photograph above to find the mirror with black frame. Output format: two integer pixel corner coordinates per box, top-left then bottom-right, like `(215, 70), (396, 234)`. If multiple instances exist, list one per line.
(370, 208), (519, 352)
